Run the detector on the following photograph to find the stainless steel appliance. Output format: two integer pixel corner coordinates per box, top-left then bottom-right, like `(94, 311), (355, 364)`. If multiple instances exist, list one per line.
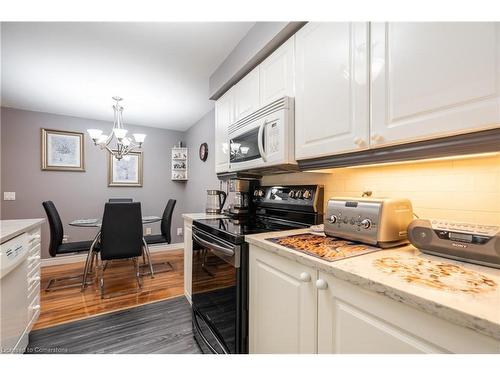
(408, 219), (500, 268)
(227, 179), (252, 216)
(205, 189), (227, 214)
(228, 96), (296, 173)
(324, 197), (413, 248)
(191, 184), (324, 354)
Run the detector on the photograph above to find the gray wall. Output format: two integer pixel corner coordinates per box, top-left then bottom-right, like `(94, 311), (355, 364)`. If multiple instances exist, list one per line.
(1, 107), (187, 258)
(209, 22), (306, 99)
(182, 109), (222, 213)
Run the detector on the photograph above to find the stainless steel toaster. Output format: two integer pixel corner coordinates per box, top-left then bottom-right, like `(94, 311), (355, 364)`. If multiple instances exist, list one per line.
(324, 197), (414, 248)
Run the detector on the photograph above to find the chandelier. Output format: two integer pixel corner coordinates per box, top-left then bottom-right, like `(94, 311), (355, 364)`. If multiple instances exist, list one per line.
(87, 96), (146, 160)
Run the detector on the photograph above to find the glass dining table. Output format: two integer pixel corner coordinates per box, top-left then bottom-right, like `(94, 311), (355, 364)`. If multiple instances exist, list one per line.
(70, 215), (162, 290)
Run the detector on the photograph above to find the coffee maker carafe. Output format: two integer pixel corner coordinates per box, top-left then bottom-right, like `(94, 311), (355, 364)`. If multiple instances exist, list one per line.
(205, 190), (227, 214)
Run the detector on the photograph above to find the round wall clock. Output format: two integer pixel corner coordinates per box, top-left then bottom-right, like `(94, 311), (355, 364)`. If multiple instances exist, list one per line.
(199, 142), (208, 161)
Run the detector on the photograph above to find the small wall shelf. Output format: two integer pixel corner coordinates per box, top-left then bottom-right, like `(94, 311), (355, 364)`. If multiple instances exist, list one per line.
(171, 147), (188, 181)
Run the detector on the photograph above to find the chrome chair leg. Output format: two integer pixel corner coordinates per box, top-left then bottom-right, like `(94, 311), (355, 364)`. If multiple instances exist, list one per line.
(99, 258), (105, 299)
(81, 232), (100, 291)
(141, 238), (155, 278)
(134, 257), (143, 290)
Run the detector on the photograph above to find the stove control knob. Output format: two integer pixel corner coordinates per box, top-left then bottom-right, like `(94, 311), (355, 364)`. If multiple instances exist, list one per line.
(288, 190), (296, 198)
(296, 190), (303, 199)
(328, 215), (337, 224)
(258, 190), (265, 198)
(303, 190), (312, 199)
(361, 218), (372, 229)
(253, 190), (259, 197)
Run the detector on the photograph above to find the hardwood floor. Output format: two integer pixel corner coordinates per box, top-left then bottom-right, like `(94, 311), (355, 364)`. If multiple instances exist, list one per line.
(27, 296), (202, 354)
(35, 249), (185, 330)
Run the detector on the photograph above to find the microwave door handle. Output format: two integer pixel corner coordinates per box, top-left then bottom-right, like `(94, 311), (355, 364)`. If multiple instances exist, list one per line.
(192, 232), (235, 257)
(257, 120), (267, 162)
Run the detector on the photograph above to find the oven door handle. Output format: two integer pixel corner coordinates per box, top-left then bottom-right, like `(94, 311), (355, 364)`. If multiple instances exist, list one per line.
(192, 232), (235, 257)
(257, 120), (267, 162)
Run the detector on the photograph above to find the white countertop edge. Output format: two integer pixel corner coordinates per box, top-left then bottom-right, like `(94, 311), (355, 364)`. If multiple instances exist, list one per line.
(182, 213), (228, 222)
(245, 229), (500, 341)
(1, 218), (45, 244)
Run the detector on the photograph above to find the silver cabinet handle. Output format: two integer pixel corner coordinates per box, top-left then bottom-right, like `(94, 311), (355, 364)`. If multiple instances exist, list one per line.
(192, 232), (235, 257)
(257, 120), (267, 162)
(299, 272), (311, 282)
(316, 279), (328, 290)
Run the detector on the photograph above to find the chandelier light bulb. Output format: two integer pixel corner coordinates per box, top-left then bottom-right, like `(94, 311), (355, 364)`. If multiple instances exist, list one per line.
(133, 133), (146, 144)
(87, 128), (103, 141)
(113, 128), (128, 140)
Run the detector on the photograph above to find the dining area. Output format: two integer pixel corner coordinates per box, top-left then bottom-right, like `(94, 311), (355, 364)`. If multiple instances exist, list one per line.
(41, 198), (177, 299)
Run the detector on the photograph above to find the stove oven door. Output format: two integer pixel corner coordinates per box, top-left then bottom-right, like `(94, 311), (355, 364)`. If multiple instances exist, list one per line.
(191, 227), (244, 354)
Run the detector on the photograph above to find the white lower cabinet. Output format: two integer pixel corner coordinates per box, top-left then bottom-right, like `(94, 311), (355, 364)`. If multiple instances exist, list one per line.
(183, 220), (193, 303)
(248, 245), (500, 354)
(249, 245), (317, 354)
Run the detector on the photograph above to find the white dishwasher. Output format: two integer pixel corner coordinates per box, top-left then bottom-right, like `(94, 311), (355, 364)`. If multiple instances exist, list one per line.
(0, 231), (39, 354)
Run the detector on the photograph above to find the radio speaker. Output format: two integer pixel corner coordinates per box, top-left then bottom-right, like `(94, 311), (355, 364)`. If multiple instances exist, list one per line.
(408, 220), (433, 247)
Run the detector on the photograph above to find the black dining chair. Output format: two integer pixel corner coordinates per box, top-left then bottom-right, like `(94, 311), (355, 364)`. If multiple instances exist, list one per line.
(42, 201), (99, 291)
(97, 202), (144, 298)
(108, 198), (133, 203)
(142, 199), (177, 276)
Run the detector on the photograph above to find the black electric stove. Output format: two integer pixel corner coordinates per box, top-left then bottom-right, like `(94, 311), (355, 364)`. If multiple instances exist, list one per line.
(191, 184), (324, 354)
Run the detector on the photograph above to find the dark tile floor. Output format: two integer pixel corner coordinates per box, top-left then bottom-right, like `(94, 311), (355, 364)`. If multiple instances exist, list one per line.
(26, 296), (202, 354)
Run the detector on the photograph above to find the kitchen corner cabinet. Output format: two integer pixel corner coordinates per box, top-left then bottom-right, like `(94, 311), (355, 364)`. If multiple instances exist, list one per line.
(294, 22), (370, 160)
(370, 22), (500, 147)
(233, 67), (260, 122)
(248, 245), (500, 354)
(249, 245), (317, 353)
(259, 37), (295, 106)
(215, 87), (233, 173)
(183, 220), (193, 303)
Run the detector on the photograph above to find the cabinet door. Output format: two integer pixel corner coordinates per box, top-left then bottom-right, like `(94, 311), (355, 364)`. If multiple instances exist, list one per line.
(183, 222), (193, 303)
(295, 22), (369, 160)
(371, 22), (500, 147)
(214, 88), (233, 173)
(249, 245), (317, 353)
(234, 67), (260, 121)
(259, 37), (295, 106)
(317, 272), (500, 354)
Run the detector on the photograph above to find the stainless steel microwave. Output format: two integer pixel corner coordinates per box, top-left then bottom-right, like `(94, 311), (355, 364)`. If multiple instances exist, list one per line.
(228, 96), (296, 172)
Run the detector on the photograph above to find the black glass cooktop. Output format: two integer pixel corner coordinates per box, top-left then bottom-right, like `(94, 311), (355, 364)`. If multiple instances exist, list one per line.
(193, 216), (308, 244)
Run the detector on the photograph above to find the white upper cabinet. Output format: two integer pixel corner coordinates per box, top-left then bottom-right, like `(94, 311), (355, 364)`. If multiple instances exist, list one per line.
(233, 67), (260, 122)
(294, 22), (370, 160)
(259, 38), (295, 106)
(214, 87), (233, 173)
(371, 22), (500, 147)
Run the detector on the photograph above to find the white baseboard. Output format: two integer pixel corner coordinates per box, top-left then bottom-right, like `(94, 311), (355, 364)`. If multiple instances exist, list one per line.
(41, 242), (184, 267)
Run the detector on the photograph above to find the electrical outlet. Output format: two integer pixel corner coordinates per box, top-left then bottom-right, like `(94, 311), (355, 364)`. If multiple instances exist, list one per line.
(3, 192), (15, 200)
(177, 227), (183, 236)
(145, 227), (152, 235)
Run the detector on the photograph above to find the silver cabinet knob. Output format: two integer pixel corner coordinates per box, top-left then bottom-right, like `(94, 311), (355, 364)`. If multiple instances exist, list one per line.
(316, 279), (328, 290)
(299, 272), (311, 282)
(361, 219), (372, 229)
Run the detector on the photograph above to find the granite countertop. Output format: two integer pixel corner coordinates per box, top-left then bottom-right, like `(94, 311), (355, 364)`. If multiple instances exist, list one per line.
(182, 213), (227, 221)
(1, 218), (45, 243)
(245, 228), (500, 340)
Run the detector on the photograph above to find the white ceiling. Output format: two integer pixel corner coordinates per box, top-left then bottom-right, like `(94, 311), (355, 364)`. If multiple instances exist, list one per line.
(1, 22), (254, 131)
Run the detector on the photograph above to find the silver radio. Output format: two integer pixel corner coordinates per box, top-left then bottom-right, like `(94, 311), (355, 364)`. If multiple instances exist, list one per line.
(408, 219), (500, 268)
(324, 197), (414, 248)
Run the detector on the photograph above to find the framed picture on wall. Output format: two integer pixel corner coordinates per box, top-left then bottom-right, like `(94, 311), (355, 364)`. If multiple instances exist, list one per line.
(108, 151), (143, 187)
(41, 128), (85, 171)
